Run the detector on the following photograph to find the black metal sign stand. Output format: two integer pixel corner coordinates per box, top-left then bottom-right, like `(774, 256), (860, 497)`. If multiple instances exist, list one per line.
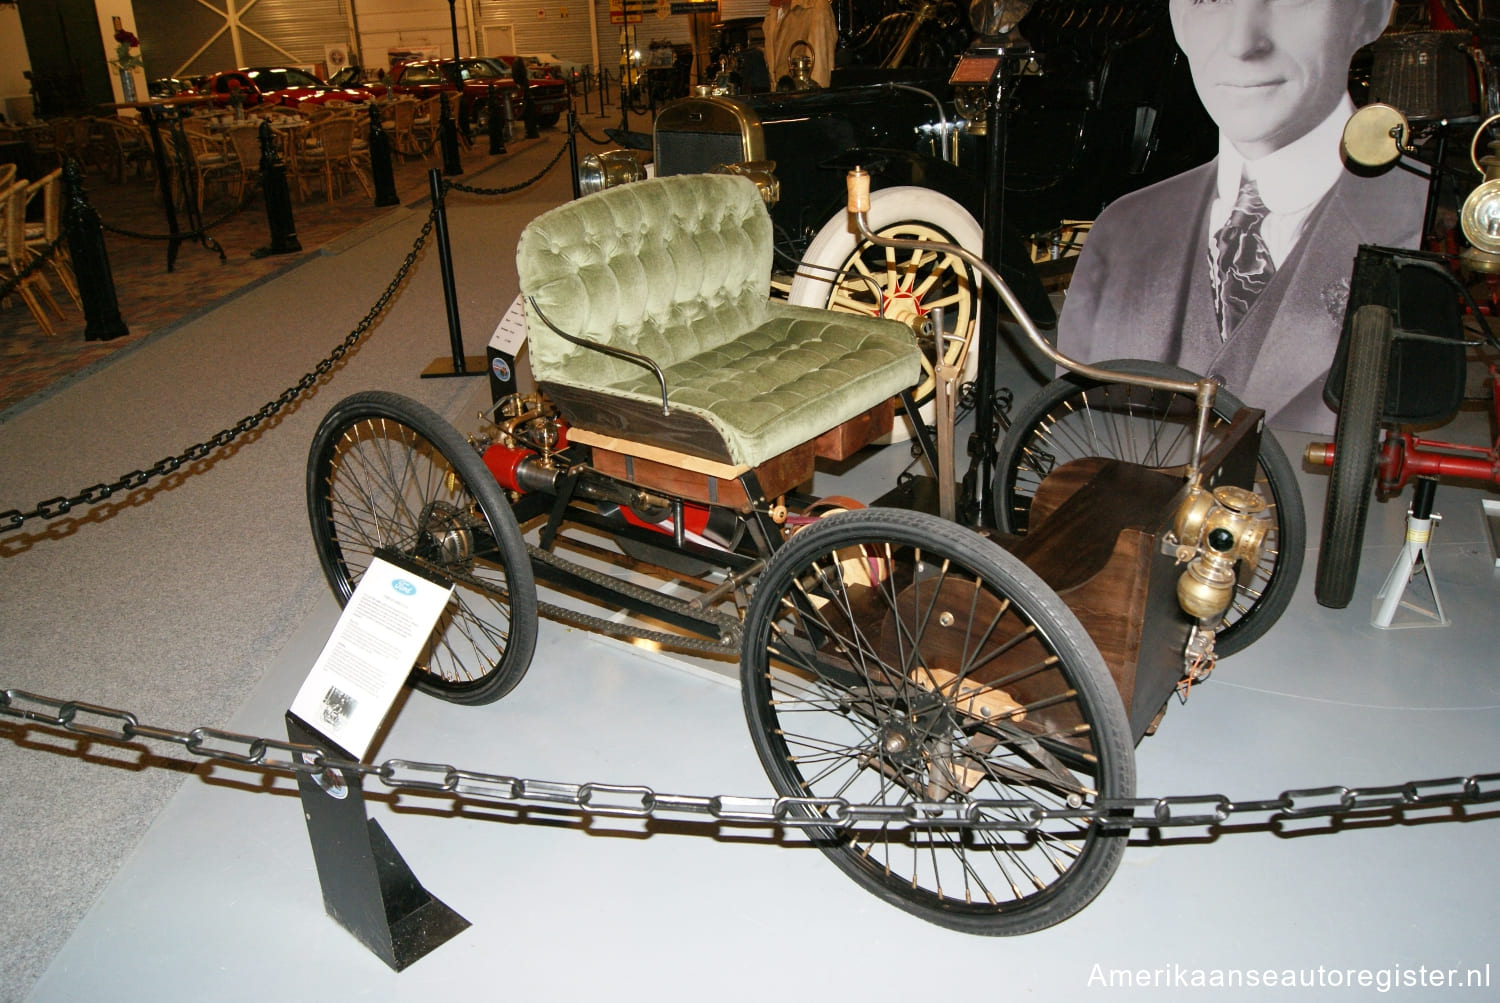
(286, 712), (469, 970)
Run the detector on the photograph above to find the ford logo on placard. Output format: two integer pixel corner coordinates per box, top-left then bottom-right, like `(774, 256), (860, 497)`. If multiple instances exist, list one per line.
(392, 578), (417, 596)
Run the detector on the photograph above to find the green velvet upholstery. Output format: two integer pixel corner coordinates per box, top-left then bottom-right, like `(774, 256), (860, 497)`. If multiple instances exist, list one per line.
(516, 174), (921, 468)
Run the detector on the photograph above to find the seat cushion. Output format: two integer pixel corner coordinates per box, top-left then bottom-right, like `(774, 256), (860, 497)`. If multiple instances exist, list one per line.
(561, 301), (920, 467)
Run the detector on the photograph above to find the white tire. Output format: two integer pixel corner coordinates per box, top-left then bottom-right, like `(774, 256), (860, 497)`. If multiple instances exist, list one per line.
(788, 186), (984, 441)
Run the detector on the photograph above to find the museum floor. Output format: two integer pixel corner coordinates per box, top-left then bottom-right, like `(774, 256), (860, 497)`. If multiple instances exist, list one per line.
(3, 135), (1499, 1002)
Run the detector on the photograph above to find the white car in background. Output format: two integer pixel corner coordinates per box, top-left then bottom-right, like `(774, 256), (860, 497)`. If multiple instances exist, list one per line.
(523, 52), (588, 79)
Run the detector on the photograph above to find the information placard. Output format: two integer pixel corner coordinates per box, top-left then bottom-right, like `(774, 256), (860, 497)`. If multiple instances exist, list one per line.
(290, 555), (454, 758)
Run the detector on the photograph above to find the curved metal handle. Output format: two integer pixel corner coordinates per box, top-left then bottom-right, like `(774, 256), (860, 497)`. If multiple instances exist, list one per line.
(526, 297), (672, 416)
(844, 167), (1219, 477)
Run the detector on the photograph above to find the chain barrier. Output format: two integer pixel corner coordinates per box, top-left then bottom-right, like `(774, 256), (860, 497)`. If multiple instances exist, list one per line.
(0, 233), (63, 303)
(97, 184), (254, 243)
(446, 140), (572, 197)
(4, 687), (1498, 832)
(0, 208), (437, 535)
(575, 124), (616, 146)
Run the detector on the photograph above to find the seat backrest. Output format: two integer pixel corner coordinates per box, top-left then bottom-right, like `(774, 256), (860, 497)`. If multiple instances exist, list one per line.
(24, 168), (63, 243)
(225, 125), (262, 170)
(315, 116), (355, 155)
(516, 173), (772, 390)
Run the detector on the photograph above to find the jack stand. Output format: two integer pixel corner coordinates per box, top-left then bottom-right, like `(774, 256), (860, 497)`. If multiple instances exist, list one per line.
(1372, 477), (1448, 630)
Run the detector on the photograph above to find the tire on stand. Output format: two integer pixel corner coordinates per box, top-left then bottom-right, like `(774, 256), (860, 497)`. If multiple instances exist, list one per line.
(306, 391), (539, 705)
(740, 508), (1134, 935)
(1315, 305), (1394, 609)
(992, 359), (1305, 657)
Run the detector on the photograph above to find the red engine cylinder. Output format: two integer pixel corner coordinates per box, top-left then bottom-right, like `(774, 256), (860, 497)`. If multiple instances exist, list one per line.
(482, 442), (536, 493)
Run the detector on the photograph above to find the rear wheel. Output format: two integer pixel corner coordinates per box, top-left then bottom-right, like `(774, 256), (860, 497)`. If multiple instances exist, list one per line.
(740, 509), (1134, 935)
(307, 391), (538, 704)
(993, 360), (1305, 656)
(1315, 306), (1393, 609)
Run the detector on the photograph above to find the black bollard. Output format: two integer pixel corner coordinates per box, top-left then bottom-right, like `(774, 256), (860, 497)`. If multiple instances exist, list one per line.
(566, 110), (581, 200)
(367, 103), (400, 207)
(61, 159), (129, 342)
(486, 83), (507, 155)
(439, 90), (463, 176)
(251, 120), (302, 258)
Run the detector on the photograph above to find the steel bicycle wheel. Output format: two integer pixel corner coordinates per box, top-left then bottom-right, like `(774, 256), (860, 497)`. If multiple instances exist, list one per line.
(307, 391), (538, 705)
(992, 359), (1305, 657)
(740, 509), (1134, 935)
(1315, 306), (1393, 609)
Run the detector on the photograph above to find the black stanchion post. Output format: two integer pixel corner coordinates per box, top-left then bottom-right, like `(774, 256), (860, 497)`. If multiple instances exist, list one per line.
(421, 169), (485, 378)
(486, 83), (507, 155)
(438, 89), (463, 176)
(286, 713), (469, 971)
(567, 110), (581, 200)
(577, 69), (590, 116)
(251, 119), (302, 258)
(368, 102), (400, 207)
(61, 159), (129, 342)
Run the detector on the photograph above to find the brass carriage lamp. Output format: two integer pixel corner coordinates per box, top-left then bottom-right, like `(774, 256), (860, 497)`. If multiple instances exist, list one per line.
(1460, 114), (1500, 274)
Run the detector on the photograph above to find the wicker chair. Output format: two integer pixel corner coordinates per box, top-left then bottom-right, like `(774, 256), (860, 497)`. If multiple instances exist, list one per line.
(96, 117), (154, 182)
(296, 116), (360, 201)
(21, 168), (81, 310)
(1, 181), (65, 336)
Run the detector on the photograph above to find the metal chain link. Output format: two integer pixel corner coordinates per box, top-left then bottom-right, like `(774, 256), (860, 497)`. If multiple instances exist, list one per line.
(0, 208), (437, 535)
(446, 140), (571, 197)
(5, 687), (1497, 832)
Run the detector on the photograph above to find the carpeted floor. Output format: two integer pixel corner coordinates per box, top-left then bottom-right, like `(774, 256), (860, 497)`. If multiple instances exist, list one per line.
(0, 126), (570, 419)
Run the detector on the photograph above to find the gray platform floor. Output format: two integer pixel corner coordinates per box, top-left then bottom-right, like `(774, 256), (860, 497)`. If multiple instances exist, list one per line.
(23, 405), (1500, 1003)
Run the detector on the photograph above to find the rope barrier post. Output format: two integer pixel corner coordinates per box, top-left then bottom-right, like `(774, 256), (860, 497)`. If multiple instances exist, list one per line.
(61, 159), (129, 342)
(285, 712), (470, 971)
(439, 86), (463, 177)
(567, 110), (581, 200)
(576, 69), (590, 116)
(486, 83), (507, 155)
(368, 102), (400, 207)
(250, 119), (302, 258)
(421, 170), (485, 378)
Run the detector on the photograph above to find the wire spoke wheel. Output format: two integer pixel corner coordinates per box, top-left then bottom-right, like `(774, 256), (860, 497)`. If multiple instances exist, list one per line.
(993, 360), (1305, 656)
(307, 391), (538, 704)
(789, 187), (982, 411)
(740, 509), (1133, 935)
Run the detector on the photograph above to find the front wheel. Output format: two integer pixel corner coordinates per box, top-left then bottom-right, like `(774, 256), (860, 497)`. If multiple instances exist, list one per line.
(740, 509), (1134, 935)
(993, 360), (1305, 657)
(1315, 306), (1393, 609)
(307, 391), (538, 704)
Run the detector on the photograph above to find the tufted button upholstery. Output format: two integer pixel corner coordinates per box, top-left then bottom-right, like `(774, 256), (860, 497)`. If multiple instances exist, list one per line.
(517, 174), (921, 467)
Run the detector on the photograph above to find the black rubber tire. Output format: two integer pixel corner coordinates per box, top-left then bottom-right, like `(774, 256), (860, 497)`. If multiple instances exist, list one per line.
(1315, 306), (1393, 609)
(992, 359), (1305, 657)
(740, 509), (1134, 935)
(537, 112), (560, 128)
(307, 391), (538, 704)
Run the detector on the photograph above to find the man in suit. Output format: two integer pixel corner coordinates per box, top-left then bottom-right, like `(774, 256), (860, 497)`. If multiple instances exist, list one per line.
(1057, 0), (1427, 434)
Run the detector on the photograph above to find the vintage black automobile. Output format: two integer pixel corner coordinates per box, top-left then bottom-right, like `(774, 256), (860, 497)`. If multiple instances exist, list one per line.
(583, 0), (1214, 373)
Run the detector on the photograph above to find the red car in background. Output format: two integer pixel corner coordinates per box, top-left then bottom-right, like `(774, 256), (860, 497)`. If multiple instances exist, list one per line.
(485, 55), (568, 127)
(199, 67), (376, 109)
(385, 57), (566, 129)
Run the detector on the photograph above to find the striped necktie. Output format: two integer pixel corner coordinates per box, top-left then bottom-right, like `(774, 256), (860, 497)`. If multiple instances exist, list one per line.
(1211, 174), (1275, 339)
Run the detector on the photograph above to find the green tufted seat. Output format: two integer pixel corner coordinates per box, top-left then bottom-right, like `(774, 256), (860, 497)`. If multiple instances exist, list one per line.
(516, 174), (921, 469)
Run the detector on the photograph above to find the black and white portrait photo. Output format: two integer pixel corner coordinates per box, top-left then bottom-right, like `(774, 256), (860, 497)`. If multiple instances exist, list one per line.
(1056, 0), (1428, 434)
